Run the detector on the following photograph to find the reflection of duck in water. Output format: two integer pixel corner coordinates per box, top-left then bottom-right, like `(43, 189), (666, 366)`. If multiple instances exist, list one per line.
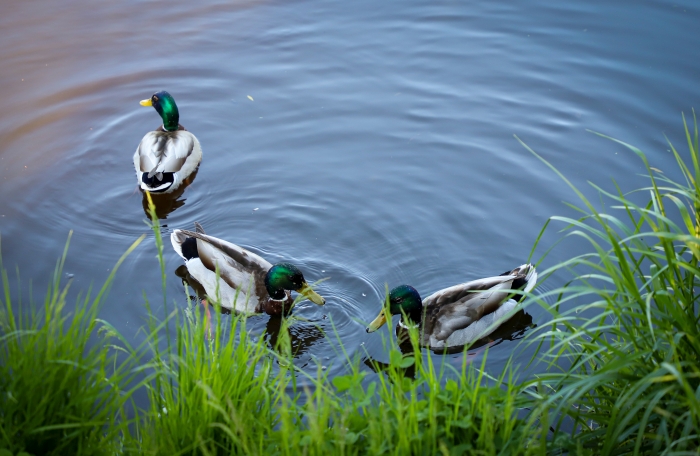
(134, 91), (202, 194)
(140, 168), (198, 219)
(171, 223), (325, 316)
(366, 264), (537, 351)
(264, 316), (326, 358)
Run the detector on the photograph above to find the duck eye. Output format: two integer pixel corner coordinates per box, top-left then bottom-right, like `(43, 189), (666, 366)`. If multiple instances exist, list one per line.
(153, 96), (159, 102)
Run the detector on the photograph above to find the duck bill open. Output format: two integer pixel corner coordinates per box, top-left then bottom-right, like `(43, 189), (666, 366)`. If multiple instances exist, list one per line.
(297, 282), (325, 305)
(366, 308), (387, 333)
(140, 98), (153, 107)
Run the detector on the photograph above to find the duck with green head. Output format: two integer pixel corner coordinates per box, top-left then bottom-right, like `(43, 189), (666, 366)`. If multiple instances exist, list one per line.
(366, 264), (537, 350)
(171, 223), (325, 315)
(134, 91), (202, 193)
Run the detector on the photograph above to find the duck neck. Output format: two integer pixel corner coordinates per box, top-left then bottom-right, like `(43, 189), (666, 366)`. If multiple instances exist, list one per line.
(156, 99), (180, 131)
(400, 307), (423, 328)
(262, 295), (293, 316)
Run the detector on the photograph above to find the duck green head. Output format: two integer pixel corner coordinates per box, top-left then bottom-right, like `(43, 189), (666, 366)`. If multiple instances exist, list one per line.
(366, 285), (423, 333)
(265, 262), (325, 306)
(140, 91), (179, 131)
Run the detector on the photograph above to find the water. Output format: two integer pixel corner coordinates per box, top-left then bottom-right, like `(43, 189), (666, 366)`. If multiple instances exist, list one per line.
(1, 0), (699, 384)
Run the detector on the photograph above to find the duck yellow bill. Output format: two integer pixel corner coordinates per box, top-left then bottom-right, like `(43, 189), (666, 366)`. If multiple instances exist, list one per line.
(297, 282), (325, 306)
(366, 308), (387, 333)
(140, 98), (153, 107)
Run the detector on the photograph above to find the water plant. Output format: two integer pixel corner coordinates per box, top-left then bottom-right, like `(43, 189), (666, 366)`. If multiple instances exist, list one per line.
(518, 112), (700, 454)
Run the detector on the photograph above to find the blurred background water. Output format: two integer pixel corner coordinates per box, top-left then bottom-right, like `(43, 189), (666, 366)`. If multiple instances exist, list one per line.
(1, 0), (698, 384)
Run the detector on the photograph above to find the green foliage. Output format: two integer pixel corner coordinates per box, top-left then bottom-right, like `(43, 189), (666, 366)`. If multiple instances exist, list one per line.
(267, 325), (542, 456)
(0, 233), (144, 455)
(519, 112), (700, 454)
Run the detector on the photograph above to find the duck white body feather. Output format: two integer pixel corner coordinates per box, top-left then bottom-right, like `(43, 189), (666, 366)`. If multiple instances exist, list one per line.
(134, 129), (202, 193)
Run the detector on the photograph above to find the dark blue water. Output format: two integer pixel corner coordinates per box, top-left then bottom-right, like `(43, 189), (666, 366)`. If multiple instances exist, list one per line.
(1, 0), (698, 382)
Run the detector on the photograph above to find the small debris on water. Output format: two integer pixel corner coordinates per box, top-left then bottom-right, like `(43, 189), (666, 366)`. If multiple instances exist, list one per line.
(247, 95), (254, 101)
(362, 293), (366, 296)
(253, 208), (259, 211)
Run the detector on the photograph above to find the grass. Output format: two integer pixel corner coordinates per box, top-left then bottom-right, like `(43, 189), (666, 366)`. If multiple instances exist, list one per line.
(1, 114), (699, 455)
(517, 112), (700, 454)
(0, 233), (144, 455)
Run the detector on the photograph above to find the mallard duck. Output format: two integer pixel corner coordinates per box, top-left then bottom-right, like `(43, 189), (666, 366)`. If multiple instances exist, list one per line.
(170, 223), (325, 315)
(366, 264), (537, 350)
(134, 91), (202, 193)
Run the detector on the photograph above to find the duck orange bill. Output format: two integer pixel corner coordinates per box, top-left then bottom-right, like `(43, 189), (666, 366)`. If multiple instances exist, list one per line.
(366, 308), (387, 333)
(297, 282), (325, 305)
(140, 98), (153, 107)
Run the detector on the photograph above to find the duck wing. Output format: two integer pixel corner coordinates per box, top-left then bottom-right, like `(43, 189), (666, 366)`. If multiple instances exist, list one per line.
(176, 230), (273, 300)
(422, 264), (537, 342)
(136, 130), (196, 178)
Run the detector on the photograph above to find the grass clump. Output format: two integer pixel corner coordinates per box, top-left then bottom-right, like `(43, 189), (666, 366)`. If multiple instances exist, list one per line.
(519, 113), (700, 454)
(268, 325), (542, 456)
(135, 308), (279, 454)
(0, 234), (144, 456)
(130, 313), (542, 455)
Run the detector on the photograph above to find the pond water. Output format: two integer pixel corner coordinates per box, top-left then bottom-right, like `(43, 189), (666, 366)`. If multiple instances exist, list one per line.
(1, 0), (699, 384)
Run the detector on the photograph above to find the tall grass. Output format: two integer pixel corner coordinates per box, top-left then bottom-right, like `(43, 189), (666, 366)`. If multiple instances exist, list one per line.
(0, 233), (144, 455)
(282, 346), (541, 455)
(519, 113), (700, 454)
